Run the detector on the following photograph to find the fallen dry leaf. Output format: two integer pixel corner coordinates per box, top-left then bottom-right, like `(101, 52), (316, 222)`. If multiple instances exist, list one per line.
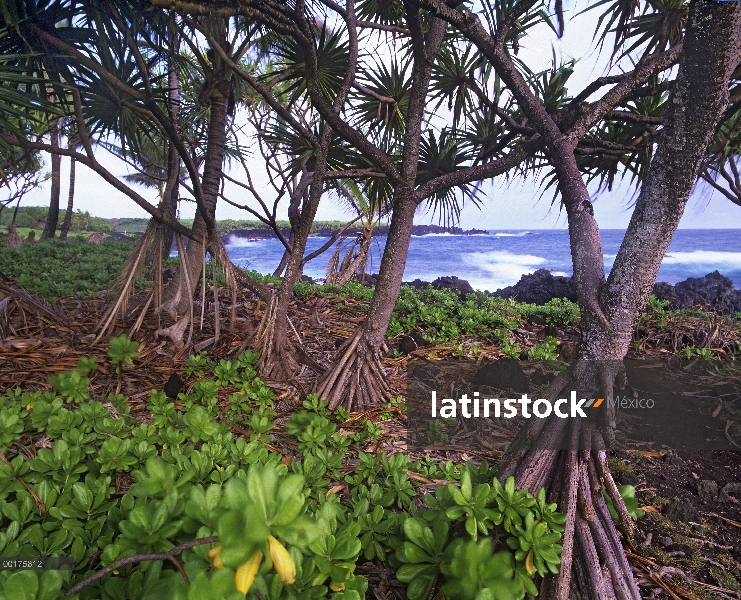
(326, 484), (345, 498)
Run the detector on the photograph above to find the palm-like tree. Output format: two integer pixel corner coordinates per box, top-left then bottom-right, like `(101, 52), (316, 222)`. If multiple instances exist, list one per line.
(58, 130), (76, 240)
(0, 1), (277, 345)
(324, 180), (389, 287)
(397, 2), (738, 599)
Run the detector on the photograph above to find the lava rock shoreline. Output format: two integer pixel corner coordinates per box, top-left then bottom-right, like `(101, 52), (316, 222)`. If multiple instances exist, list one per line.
(225, 224), (489, 241)
(400, 269), (741, 314)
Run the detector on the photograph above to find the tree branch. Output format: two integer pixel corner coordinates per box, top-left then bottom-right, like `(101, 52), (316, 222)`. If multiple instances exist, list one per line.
(149, 0), (297, 35)
(567, 46), (681, 140)
(699, 167), (741, 206)
(605, 110), (664, 125)
(415, 136), (541, 200)
(183, 16), (318, 146)
(66, 537), (218, 596)
(296, 2), (401, 184)
(317, 0), (410, 34)
(3, 135), (197, 241)
(301, 214), (364, 266)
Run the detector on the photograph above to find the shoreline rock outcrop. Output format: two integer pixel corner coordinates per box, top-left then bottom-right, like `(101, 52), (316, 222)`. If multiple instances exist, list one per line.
(399, 269), (741, 313)
(225, 224), (489, 242)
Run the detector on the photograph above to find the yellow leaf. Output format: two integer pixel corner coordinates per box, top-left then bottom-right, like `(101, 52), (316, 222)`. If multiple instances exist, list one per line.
(208, 545), (224, 569)
(269, 536), (296, 585)
(235, 551), (263, 594)
(525, 549), (535, 575)
(330, 581), (346, 592)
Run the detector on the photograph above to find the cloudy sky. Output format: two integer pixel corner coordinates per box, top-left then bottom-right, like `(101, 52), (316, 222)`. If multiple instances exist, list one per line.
(14, 2), (741, 230)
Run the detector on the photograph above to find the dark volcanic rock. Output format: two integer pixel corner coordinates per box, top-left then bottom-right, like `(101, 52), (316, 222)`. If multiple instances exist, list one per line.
(720, 482), (741, 502)
(398, 331), (428, 354)
(226, 224), (488, 244)
(164, 373), (184, 399)
(653, 271), (741, 314)
(430, 276), (475, 295)
(472, 360), (529, 393)
(662, 499), (701, 523)
(406, 278), (432, 290)
(404, 276), (474, 294)
(696, 480), (718, 500)
(494, 269), (577, 305)
(375, 224), (489, 237)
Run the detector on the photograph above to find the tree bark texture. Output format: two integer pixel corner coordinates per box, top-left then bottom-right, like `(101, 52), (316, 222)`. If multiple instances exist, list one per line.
(59, 155), (75, 240)
(41, 118), (62, 241)
(164, 23), (230, 316)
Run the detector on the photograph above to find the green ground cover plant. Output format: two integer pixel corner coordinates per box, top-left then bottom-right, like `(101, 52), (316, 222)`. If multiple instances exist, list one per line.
(0, 208), (112, 234)
(0, 338), (568, 600)
(0, 240), (133, 300)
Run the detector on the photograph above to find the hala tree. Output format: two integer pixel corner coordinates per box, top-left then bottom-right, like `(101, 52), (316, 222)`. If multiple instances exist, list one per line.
(243, 0), (683, 412)
(404, 0), (741, 597)
(160, 0), (526, 390)
(0, 0), (279, 346)
(187, 17), (369, 378)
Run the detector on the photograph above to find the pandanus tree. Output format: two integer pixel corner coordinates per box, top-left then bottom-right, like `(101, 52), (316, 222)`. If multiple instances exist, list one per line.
(0, 0), (277, 346)
(405, 0), (740, 597)
(324, 179), (388, 287)
(185, 18), (368, 378)
(160, 0), (559, 404)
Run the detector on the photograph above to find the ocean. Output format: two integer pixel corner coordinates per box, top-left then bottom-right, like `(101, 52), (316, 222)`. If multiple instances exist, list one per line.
(224, 229), (741, 292)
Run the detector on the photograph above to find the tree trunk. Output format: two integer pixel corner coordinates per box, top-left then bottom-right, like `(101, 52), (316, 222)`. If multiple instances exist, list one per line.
(272, 232), (293, 278)
(325, 225), (374, 286)
(314, 9), (447, 411)
(499, 3), (741, 598)
(273, 182), (304, 278)
(600, 0), (741, 354)
(59, 155), (75, 241)
(315, 192), (416, 410)
(161, 15), (181, 262)
(162, 24), (230, 318)
(255, 150), (328, 378)
(41, 119), (62, 241)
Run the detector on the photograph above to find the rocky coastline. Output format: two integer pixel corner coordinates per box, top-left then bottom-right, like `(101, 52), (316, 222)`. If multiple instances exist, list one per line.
(399, 269), (741, 314)
(225, 223), (489, 241)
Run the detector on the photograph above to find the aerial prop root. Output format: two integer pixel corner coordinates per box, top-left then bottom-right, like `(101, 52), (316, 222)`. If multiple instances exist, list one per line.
(252, 292), (324, 380)
(496, 363), (640, 600)
(91, 222), (245, 350)
(314, 328), (391, 412)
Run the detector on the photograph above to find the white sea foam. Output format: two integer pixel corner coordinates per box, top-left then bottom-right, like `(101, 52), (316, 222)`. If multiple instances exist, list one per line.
(225, 234), (262, 247)
(412, 232), (491, 237)
(660, 250), (741, 268)
(462, 250), (558, 290)
(603, 250), (741, 271)
(492, 231), (532, 237)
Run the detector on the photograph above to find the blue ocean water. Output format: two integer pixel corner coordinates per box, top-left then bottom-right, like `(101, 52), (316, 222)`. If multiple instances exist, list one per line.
(224, 229), (741, 292)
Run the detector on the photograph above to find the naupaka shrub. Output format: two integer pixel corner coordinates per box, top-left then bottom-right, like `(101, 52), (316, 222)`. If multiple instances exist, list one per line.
(0, 338), (566, 600)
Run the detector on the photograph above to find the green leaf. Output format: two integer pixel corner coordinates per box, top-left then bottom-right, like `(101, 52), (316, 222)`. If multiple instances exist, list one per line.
(0, 571), (39, 600)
